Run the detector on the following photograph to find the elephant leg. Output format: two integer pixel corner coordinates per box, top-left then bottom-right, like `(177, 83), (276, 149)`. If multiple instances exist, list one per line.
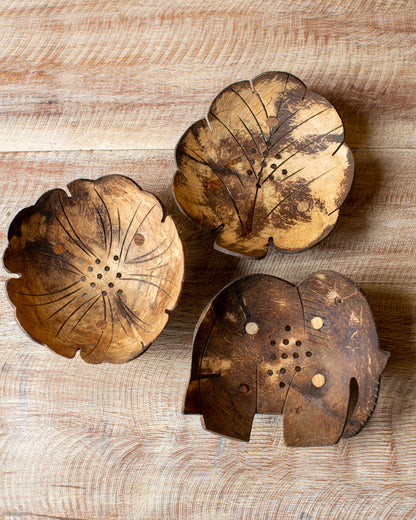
(283, 366), (350, 447)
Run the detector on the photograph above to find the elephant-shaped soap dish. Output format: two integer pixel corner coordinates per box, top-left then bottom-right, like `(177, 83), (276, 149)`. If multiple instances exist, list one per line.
(184, 271), (389, 446)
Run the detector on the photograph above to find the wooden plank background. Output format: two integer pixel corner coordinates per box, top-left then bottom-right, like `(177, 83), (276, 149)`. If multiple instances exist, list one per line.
(0, 1), (415, 519)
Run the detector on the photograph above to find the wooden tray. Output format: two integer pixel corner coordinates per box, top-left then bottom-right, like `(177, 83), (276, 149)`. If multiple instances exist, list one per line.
(3, 174), (184, 364)
(174, 71), (354, 258)
(185, 271), (389, 446)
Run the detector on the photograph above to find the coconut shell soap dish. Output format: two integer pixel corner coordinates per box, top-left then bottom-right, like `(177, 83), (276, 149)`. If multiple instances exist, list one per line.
(185, 272), (389, 447)
(4, 175), (184, 364)
(174, 71), (354, 258)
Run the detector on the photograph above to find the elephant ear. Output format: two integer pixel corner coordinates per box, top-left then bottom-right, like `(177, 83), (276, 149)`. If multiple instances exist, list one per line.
(283, 271), (389, 446)
(174, 71), (354, 258)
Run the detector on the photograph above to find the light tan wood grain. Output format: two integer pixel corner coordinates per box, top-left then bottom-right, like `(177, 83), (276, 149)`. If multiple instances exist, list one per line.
(0, 148), (415, 519)
(0, 1), (415, 151)
(0, 1), (415, 519)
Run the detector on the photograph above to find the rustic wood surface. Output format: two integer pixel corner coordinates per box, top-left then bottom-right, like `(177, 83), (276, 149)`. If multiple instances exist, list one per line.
(0, 1), (415, 519)
(184, 272), (389, 446)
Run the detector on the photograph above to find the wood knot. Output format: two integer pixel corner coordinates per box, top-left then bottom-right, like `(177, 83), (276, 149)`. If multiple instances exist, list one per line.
(312, 373), (325, 388)
(266, 116), (279, 128)
(311, 317), (324, 330)
(245, 322), (259, 335)
(53, 243), (65, 255)
(297, 201), (310, 213)
(95, 319), (106, 330)
(239, 384), (250, 394)
(134, 233), (145, 246)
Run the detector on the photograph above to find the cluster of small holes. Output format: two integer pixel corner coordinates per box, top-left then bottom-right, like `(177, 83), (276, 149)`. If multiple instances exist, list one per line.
(262, 325), (314, 386)
(237, 146), (289, 182)
(238, 323), (317, 395)
(77, 256), (124, 297)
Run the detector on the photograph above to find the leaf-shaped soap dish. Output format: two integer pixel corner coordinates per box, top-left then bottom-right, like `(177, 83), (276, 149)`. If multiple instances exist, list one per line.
(3, 175), (184, 364)
(174, 71), (354, 258)
(184, 271), (389, 446)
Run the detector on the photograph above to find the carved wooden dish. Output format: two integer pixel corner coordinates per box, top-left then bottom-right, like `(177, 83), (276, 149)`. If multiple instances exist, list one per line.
(174, 71), (354, 258)
(184, 271), (389, 446)
(3, 175), (184, 364)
